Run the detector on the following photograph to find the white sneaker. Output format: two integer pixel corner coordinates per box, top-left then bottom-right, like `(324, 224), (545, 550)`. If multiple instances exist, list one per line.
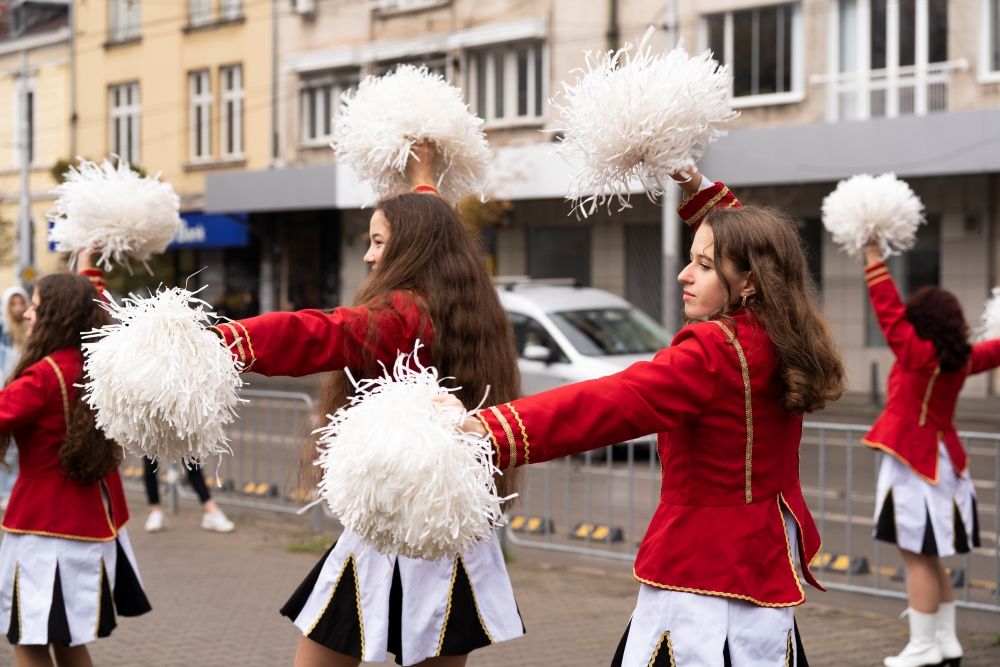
(144, 509), (166, 533)
(201, 509), (235, 533)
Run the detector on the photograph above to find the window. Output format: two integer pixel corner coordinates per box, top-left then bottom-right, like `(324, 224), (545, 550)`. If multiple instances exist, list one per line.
(467, 42), (545, 124)
(835, 0), (951, 118)
(12, 77), (35, 166)
(865, 216), (940, 347)
(220, 65), (244, 157)
(705, 3), (802, 104)
(188, 0), (212, 27)
(299, 69), (359, 144)
(508, 312), (569, 364)
(374, 53), (448, 78)
(108, 0), (141, 42)
(220, 0), (243, 21)
(370, 0), (451, 15)
(189, 70), (213, 160)
(109, 82), (141, 164)
(982, 0), (1000, 79)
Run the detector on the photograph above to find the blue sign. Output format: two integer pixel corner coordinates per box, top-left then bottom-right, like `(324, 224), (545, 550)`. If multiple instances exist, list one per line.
(171, 212), (249, 249)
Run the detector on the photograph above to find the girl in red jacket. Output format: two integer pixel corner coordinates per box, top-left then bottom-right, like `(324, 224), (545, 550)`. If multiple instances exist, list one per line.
(448, 171), (846, 666)
(0, 269), (151, 667)
(211, 145), (525, 667)
(861, 243), (999, 667)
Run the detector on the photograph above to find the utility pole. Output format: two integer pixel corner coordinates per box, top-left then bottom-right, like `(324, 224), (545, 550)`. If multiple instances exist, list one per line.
(16, 49), (33, 290)
(660, 0), (680, 332)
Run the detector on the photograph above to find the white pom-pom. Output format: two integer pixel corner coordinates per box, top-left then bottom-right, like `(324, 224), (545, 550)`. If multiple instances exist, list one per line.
(314, 343), (509, 560)
(552, 28), (738, 216)
(976, 288), (1000, 342)
(49, 158), (181, 272)
(332, 65), (490, 203)
(81, 287), (244, 466)
(821, 173), (926, 260)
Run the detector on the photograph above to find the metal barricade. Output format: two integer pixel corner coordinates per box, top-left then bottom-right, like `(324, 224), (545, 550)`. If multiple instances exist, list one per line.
(120, 389), (337, 532)
(503, 422), (1000, 613)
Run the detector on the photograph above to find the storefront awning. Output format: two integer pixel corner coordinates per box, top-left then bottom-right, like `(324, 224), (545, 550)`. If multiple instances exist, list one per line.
(171, 212), (249, 249)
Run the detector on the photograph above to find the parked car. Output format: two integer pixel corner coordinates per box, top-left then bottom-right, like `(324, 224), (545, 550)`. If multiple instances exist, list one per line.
(496, 278), (672, 458)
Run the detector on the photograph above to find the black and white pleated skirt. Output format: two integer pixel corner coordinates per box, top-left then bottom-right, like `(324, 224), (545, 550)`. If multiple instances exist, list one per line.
(0, 529), (151, 646)
(280, 529), (524, 666)
(874, 444), (979, 557)
(610, 512), (809, 667)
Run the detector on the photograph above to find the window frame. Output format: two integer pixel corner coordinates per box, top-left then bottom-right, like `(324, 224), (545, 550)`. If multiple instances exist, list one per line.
(188, 0), (213, 28)
(11, 75), (36, 168)
(297, 68), (360, 147)
(701, 2), (805, 109)
(188, 69), (214, 162)
(108, 82), (141, 165)
(466, 41), (547, 128)
(108, 0), (141, 43)
(220, 0), (244, 21)
(220, 64), (244, 158)
(980, 0), (1000, 82)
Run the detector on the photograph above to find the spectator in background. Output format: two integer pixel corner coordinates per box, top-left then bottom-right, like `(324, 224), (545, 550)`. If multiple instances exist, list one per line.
(0, 286), (28, 510)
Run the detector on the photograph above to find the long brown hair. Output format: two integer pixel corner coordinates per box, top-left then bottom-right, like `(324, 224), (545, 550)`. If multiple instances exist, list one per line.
(905, 286), (971, 372)
(0, 273), (120, 484)
(315, 193), (522, 498)
(705, 205), (846, 413)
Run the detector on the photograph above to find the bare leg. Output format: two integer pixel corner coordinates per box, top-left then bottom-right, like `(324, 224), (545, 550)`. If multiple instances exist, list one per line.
(14, 646), (54, 667)
(292, 636), (360, 667)
(51, 645), (93, 667)
(899, 549), (942, 613)
(935, 560), (955, 603)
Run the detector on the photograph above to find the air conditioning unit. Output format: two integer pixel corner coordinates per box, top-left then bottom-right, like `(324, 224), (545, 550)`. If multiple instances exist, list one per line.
(292, 0), (316, 16)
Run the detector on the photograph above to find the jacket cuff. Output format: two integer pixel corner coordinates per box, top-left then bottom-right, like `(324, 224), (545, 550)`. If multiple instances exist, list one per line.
(208, 321), (257, 371)
(865, 261), (891, 288)
(677, 182), (740, 229)
(80, 269), (107, 297)
(476, 402), (530, 470)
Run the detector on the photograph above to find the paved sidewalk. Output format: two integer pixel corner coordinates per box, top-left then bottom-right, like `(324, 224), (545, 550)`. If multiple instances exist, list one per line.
(36, 502), (998, 667)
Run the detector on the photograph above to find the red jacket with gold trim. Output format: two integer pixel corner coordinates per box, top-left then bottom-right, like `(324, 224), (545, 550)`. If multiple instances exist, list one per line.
(211, 291), (433, 377)
(477, 182), (820, 607)
(862, 261), (1000, 482)
(0, 347), (129, 541)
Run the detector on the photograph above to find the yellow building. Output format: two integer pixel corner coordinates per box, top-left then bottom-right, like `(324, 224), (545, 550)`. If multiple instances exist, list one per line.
(73, 0), (272, 310)
(0, 1), (72, 288)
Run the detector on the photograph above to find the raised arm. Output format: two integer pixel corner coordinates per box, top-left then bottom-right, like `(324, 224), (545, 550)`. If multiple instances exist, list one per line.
(863, 248), (934, 365)
(76, 251), (107, 300)
(211, 291), (429, 377)
(673, 168), (742, 231)
(473, 325), (722, 468)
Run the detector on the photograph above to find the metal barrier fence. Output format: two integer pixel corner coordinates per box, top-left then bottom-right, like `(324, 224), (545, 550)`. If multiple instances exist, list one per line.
(120, 389), (336, 532)
(504, 422), (1000, 613)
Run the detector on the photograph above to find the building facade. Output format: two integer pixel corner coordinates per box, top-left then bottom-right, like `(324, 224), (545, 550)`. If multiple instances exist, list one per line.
(71, 0), (271, 315)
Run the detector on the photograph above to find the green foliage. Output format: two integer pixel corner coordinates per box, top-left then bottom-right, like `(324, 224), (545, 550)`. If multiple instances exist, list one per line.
(50, 157), (147, 185)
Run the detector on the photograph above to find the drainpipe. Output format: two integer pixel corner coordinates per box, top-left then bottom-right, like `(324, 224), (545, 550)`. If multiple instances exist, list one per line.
(607, 0), (619, 52)
(660, 0), (680, 332)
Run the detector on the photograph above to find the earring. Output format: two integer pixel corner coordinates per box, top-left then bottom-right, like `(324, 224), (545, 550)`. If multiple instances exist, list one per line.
(741, 294), (748, 308)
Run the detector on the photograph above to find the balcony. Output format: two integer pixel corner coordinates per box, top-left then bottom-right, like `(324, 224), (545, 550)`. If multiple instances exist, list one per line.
(812, 59), (968, 121)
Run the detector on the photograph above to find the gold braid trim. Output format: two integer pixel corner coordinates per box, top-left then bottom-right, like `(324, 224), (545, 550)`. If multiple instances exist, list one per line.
(648, 631), (676, 667)
(785, 629), (793, 667)
(918, 366), (941, 427)
(633, 568), (804, 607)
(220, 323), (246, 363)
(230, 320), (257, 370)
(506, 403), (530, 465)
(436, 558), (460, 655)
(474, 413), (503, 467)
(686, 187), (732, 227)
(488, 406), (518, 470)
(867, 275), (892, 288)
(712, 322), (754, 504)
(42, 356), (70, 425)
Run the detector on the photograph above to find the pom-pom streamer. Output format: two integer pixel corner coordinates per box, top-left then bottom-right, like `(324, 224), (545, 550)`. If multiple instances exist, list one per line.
(48, 157), (181, 272)
(314, 343), (510, 560)
(332, 65), (491, 203)
(976, 287), (1000, 342)
(81, 286), (244, 466)
(821, 173), (926, 260)
(551, 28), (737, 216)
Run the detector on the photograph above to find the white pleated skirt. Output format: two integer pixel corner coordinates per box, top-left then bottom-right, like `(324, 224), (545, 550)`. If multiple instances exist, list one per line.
(0, 529), (150, 646)
(281, 529), (524, 666)
(873, 444), (979, 557)
(611, 512), (807, 667)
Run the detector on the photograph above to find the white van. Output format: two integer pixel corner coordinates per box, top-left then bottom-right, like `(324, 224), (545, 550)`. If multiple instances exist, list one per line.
(496, 279), (672, 456)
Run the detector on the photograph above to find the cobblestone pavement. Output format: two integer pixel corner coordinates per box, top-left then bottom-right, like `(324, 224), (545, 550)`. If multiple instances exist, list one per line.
(6, 502), (995, 667)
